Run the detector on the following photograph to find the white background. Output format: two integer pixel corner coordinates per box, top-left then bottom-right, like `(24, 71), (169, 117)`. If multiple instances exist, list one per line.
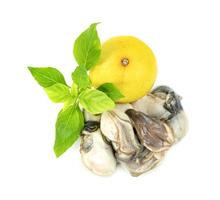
(0, 0), (220, 199)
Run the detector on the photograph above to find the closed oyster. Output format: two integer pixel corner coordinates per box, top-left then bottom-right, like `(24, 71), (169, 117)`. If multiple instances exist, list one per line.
(80, 112), (116, 176)
(100, 104), (141, 161)
(125, 109), (174, 152)
(132, 85), (188, 142)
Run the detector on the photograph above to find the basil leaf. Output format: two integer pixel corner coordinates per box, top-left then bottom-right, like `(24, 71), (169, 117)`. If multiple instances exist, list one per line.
(44, 83), (71, 103)
(70, 83), (78, 97)
(97, 83), (124, 101)
(72, 66), (91, 89)
(73, 23), (101, 70)
(28, 67), (67, 87)
(79, 88), (115, 114)
(63, 97), (76, 110)
(54, 105), (84, 157)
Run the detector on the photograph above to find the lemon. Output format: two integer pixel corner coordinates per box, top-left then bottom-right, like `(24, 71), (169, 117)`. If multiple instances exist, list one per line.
(89, 36), (157, 103)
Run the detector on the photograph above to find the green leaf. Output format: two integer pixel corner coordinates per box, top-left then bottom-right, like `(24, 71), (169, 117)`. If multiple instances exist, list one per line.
(70, 83), (78, 97)
(54, 105), (84, 157)
(63, 97), (76, 110)
(28, 67), (67, 87)
(97, 83), (124, 101)
(72, 66), (91, 89)
(73, 23), (101, 70)
(79, 88), (115, 114)
(44, 83), (71, 103)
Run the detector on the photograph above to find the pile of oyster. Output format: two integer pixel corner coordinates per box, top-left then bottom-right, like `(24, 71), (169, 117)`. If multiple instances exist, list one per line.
(80, 86), (188, 176)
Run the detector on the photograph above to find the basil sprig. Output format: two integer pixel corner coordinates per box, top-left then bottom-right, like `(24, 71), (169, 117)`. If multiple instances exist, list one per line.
(28, 23), (124, 157)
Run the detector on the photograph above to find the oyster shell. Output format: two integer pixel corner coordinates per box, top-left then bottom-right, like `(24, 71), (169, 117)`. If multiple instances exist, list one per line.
(132, 85), (188, 142)
(80, 111), (116, 176)
(125, 109), (174, 152)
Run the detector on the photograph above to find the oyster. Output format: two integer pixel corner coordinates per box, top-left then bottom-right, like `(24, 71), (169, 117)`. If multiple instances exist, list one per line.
(132, 93), (170, 119)
(80, 112), (116, 176)
(132, 85), (188, 142)
(151, 85), (183, 119)
(168, 111), (188, 141)
(125, 109), (174, 152)
(100, 104), (141, 161)
(101, 104), (165, 176)
(80, 85), (188, 176)
(84, 111), (101, 122)
(121, 148), (165, 176)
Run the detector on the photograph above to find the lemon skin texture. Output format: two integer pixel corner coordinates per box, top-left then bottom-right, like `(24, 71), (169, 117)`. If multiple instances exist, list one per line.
(89, 36), (157, 103)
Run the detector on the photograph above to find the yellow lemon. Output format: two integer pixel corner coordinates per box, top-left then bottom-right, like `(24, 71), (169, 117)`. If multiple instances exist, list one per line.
(89, 36), (157, 103)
